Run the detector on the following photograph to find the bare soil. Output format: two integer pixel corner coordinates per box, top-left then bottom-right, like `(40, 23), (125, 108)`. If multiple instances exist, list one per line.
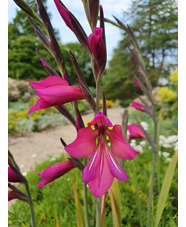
(8, 108), (124, 172)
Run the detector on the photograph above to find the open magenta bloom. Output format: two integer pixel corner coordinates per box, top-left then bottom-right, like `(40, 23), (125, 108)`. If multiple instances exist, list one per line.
(37, 161), (74, 188)
(88, 27), (106, 61)
(65, 112), (139, 198)
(8, 167), (22, 183)
(128, 124), (146, 140)
(28, 76), (85, 114)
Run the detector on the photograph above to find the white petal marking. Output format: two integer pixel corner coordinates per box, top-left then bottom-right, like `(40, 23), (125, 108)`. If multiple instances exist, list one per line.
(89, 151), (98, 171)
(108, 150), (121, 173)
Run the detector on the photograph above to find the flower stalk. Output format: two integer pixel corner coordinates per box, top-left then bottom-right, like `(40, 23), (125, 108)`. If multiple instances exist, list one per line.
(23, 180), (36, 227)
(96, 198), (102, 227)
(83, 158), (90, 227)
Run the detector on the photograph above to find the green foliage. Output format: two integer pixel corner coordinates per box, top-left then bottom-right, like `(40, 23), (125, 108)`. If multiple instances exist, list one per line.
(103, 0), (178, 105)
(8, 144), (178, 226)
(8, 99), (91, 134)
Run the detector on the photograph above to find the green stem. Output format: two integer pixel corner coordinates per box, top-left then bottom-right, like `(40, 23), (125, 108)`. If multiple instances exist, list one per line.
(132, 161), (143, 227)
(146, 151), (157, 227)
(96, 198), (102, 227)
(83, 158), (90, 227)
(24, 181), (36, 227)
(95, 82), (101, 115)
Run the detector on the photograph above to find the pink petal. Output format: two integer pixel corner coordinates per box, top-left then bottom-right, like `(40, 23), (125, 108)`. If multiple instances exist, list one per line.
(134, 77), (143, 91)
(8, 167), (22, 183)
(87, 148), (114, 198)
(30, 76), (68, 90)
(65, 127), (98, 158)
(36, 85), (85, 106)
(88, 112), (113, 127)
(82, 149), (99, 182)
(127, 124), (146, 140)
(53, 0), (73, 30)
(131, 101), (144, 112)
(37, 161), (74, 188)
(105, 146), (129, 181)
(88, 27), (106, 60)
(28, 98), (51, 114)
(107, 125), (139, 160)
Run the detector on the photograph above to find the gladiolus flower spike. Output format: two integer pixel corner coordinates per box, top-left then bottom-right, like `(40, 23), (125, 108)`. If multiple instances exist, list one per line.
(28, 76), (85, 114)
(65, 112), (139, 198)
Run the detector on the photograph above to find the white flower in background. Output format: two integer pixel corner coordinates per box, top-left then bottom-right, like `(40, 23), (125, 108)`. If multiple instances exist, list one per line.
(22, 171), (27, 176)
(140, 141), (146, 146)
(166, 158), (171, 162)
(174, 141), (178, 151)
(141, 121), (148, 131)
(162, 152), (170, 158)
(162, 143), (172, 148)
(134, 145), (143, 153)
(159, 134), (178, 149)
(31, 154), (37, 158)
(50, 157), (56, 161)
(167, 135), (178, 143)
(130, 139), (136, 147)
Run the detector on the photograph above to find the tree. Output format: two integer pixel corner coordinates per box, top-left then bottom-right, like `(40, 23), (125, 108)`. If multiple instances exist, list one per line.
(8, 0), (94, 87)
(102, 0), (178, 106)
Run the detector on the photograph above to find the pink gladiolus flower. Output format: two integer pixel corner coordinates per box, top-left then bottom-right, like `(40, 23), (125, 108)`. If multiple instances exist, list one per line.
(65, 112), (139, 198)
(127, 124), (146, 140)
(28, 76), (85, 114)
(37, 161), (74, 188)
(8, 167), (22, 183)
(88, 27), (106, 61)
(131, 101), (144, 112)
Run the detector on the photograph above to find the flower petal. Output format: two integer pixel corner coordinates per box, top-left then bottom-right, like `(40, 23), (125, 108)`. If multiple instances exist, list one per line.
(65, 127), (98, 158)
(28, 98), (51, 114)
(36, 85), (85, 105)
(88, 27), (106, 60)
(37, 161), (74, 188)
(8, 167), (22, 183)
(82, 149), (99, 182)
(105, 146), (129, 181)
(88, 112), (113, 127)
(30, 76), (69, 90)
(107, 125), (139, 160)
(131, 101), (144, 112)
(128, 124), (146, 140)
(87, 149), (114, 198)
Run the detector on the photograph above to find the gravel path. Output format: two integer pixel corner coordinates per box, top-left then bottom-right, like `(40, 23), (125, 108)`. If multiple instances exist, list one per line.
(8, 108), (124, 173)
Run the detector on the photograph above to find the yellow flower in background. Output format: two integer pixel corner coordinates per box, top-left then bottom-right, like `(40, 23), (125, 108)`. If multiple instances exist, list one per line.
(170, 69), (178, 85)
(94, 99), (114, 108)
(157, 87), (177, 103)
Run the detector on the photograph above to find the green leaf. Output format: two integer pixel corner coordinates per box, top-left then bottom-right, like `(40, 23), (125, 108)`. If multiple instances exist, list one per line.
(70, 176), (85, 227)
(13, 0), (45, 29)
(155, 150), (178, 227)
(108, 179), (121, 227)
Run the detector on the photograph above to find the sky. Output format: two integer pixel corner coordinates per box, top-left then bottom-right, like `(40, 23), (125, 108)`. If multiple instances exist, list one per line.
(8, 0), (131, 61)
